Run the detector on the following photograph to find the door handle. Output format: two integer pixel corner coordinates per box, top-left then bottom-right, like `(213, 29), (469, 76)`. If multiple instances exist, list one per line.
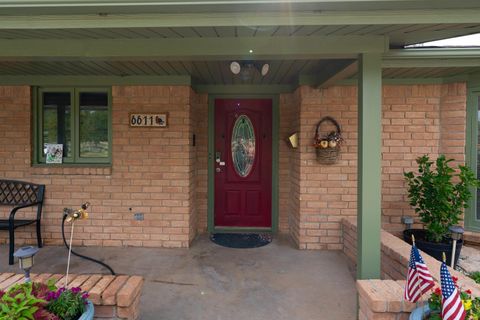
(215, 152), (226, 166)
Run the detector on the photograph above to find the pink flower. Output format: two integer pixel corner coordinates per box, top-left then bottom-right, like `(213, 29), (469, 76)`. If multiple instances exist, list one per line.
(71, 287), (81, 294)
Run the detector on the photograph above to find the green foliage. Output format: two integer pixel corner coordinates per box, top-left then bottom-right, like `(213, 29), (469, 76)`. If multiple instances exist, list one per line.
(0, 282), (45, 320)
(46, 288), (87, 320)
(404, 155), (480, 243)
(470, 271), (480, 284)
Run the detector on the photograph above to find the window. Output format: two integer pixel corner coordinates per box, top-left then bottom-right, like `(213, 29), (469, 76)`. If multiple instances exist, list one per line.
(35, 88), (111, 164)
(466, 83), (480, 231)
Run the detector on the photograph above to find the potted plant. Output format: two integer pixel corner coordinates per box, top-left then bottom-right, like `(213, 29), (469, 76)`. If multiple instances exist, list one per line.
(0, 281), (93, 320)
(410, 276), (480, 319)
(403, 155), (480, 266)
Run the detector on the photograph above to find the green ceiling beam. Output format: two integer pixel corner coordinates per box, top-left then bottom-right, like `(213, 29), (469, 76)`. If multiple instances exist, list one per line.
(0, 36), (388, 61)
(1, 9), (480, 29)
(383, 59), (480, 68)
(297, 60), (352, 87)
(193, 84), (295, 94)
(0, 75), (191, 85)
(383, 49), (480, 68)
(317, 61), (358, 88)
(385, 48), (480, 59)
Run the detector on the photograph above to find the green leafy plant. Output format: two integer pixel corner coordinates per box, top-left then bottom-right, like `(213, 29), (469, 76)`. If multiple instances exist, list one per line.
(404, 155), (480, 243)
(0, 282), (46, 320)
(428, 277), (480, 319)
(470, 271), (480, 284)
(46, 287), (88, 320)
(0, 280), (90, 320)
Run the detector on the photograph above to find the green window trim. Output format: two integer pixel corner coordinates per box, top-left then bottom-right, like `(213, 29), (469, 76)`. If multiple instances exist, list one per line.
(466, 80), (480, 231)
(33, 86), (112, 165)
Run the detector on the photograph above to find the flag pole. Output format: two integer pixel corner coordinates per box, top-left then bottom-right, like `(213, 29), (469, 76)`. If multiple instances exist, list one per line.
(411, 234), (422, 317)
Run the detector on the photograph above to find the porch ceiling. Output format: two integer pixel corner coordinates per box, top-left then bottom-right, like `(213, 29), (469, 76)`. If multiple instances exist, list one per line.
(1, 59), (479, 87)
(0, 60), (338, 85)
(0, 2), (479, 87)
(1, 24), (480, 47)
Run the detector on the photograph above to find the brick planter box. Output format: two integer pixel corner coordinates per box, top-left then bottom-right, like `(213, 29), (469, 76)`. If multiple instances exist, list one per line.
(0, 272), (144, 320)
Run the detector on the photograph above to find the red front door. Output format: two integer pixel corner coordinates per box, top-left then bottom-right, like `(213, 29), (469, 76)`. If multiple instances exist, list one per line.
(214, 99), (272, 228)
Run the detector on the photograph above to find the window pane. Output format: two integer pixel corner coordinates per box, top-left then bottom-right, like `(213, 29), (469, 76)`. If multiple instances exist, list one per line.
(42, 92), (72, 158)
(79, 92), (109, 158)
(231, 115), (255, 177)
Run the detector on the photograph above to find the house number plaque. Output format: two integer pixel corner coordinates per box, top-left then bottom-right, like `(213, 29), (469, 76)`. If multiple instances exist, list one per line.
(129, 113), (168, 128)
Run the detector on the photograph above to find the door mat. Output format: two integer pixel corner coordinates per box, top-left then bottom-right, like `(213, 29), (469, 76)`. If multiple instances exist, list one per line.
(210, 233), (272, 249)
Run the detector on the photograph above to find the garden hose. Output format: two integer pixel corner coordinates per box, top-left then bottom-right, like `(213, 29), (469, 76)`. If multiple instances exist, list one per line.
(61, 213), (115, 275)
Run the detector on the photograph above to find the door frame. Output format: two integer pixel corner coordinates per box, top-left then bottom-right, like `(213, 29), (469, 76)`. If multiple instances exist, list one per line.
(465, 78), (480, 231)
(207, 94), (279, 233)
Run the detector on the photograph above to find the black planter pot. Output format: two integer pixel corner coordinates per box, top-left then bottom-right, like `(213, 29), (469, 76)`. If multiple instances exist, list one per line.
(403, 229), (463, 268)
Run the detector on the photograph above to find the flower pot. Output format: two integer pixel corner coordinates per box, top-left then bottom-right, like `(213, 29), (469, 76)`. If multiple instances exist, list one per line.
(403, 229), (463, 267)
(78, 300), (94, 320)
(409, 304), (430, 320)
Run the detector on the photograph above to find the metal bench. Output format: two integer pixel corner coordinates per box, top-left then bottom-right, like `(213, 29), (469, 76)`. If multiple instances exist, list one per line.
(0, 179), (45, 265)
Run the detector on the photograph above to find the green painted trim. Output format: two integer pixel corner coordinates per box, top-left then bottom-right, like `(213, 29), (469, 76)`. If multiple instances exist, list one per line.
(271, 95), (280, 233)
(207, 94), (279, 233)
(0, 76), (191, 86)
(34, 86), (112, 165)
(0, 36), (388, 60)
(382, 59), (480, 68)
(465, 80), (480, 232)
(193, 85), (295, 95)
(386, 48), (480, 59)
(207, 97), (215, 233)
(1, 9), (480, 27)
(31, 87), (38, 165)
(357, 53), (382, 279)
(31, 163), (111, 168)
(334, 77), (466, 86)
(297, 60), (356, 87)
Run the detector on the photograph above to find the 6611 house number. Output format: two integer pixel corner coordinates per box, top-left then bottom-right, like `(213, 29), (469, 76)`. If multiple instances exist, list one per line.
(129, 113), (168, 127)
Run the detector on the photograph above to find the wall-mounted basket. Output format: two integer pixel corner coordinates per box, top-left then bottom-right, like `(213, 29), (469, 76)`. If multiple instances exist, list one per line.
(314, 116), (343, 165)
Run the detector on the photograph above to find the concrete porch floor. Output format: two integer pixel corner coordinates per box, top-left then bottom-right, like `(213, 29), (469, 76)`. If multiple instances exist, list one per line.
(1, 235), (356, 320)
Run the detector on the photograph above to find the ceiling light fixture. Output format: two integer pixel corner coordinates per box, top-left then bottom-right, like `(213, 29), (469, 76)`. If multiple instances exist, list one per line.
(229, 61), (270, 80)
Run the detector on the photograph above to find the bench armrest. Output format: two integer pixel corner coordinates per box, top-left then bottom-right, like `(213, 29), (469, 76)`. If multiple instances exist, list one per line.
(9, 201), (43, 222)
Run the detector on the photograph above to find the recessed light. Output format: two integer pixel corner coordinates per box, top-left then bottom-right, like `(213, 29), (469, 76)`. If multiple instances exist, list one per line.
(249, 49), (253, 53)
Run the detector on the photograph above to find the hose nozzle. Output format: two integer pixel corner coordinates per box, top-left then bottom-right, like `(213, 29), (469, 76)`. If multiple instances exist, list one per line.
(64, 203), (90, 223)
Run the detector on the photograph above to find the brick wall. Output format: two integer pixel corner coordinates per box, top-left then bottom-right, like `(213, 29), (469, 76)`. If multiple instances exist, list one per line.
(296, 83), (467, 249)
(279, 91), (301, 235)
(0, 83), (469, 250)
(297, 85), (358, 249)
(190, 90), (208, 233)
(343, 218), (480, 291)
(0, 85), (197, 248)
(343, 217), (480, 320)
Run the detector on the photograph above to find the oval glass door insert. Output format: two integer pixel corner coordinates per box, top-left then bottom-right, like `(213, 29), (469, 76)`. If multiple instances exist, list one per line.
(231, 115), (255, 177)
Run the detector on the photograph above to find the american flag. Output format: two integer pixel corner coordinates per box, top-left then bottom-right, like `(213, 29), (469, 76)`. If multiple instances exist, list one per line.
(441, 262), (466, 320)
(404, 244), (435, 302)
